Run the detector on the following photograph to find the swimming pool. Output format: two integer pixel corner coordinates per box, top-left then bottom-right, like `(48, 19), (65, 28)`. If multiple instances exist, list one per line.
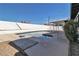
(18, 31), (50, 38)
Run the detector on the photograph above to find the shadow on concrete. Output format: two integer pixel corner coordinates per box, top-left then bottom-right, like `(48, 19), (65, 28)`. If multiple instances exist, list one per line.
(14, 52), (28, 56)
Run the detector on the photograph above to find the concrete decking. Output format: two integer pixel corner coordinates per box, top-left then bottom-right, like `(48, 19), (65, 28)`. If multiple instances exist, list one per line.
(0, 31), (69, 56)
(24, 31), (69, 56)
(0, 31), (49, 42)
(0, 34), (19, 42)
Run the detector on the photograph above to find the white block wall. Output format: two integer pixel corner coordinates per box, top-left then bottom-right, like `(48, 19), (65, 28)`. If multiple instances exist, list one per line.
(17, 23), (49, 31)
(0, 21), (50, 31)
(0, 21), (20, 30)
(0, 21), (63, 34)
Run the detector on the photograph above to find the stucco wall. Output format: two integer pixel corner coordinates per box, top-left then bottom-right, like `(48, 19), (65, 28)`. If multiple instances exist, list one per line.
(0, 21), (20, 30)
(0, 21), (63, 34)
(17, 23), (50, 31)
(0, 21), (49, 31)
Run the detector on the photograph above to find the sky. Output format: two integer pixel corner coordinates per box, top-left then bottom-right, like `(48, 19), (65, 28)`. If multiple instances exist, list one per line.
(0, 3), (70, 24)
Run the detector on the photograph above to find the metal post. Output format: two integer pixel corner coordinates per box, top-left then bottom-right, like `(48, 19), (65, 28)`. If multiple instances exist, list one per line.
(48, 16), (51, 32)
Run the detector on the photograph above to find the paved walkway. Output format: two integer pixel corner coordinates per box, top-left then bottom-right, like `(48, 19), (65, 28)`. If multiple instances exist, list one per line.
(24, 31), (69, 56)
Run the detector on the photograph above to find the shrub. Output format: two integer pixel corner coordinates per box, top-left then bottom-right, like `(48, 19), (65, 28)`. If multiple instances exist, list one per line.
(64, 20), (78, 42)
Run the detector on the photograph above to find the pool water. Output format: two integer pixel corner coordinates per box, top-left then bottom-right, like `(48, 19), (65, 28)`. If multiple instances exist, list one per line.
(19, 31), (51, 46)
(19, 31), (49, 38)
(36, 35), (51, 46)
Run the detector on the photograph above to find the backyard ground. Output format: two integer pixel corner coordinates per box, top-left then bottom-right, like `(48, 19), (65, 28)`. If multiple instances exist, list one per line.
(0, 31), (69, 56)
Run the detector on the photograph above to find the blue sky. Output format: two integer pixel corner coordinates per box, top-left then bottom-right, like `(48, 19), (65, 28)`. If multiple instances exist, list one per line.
(0, 3), (70, 24)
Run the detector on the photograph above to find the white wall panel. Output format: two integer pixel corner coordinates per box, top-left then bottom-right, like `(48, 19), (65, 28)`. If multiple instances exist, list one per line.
(0, 21), (63, 34)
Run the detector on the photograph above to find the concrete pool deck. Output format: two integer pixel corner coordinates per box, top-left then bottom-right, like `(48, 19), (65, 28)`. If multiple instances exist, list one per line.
(24, 31), (69, 56)
(0, 34), (19, 42)
(0, 31), (69, 56)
